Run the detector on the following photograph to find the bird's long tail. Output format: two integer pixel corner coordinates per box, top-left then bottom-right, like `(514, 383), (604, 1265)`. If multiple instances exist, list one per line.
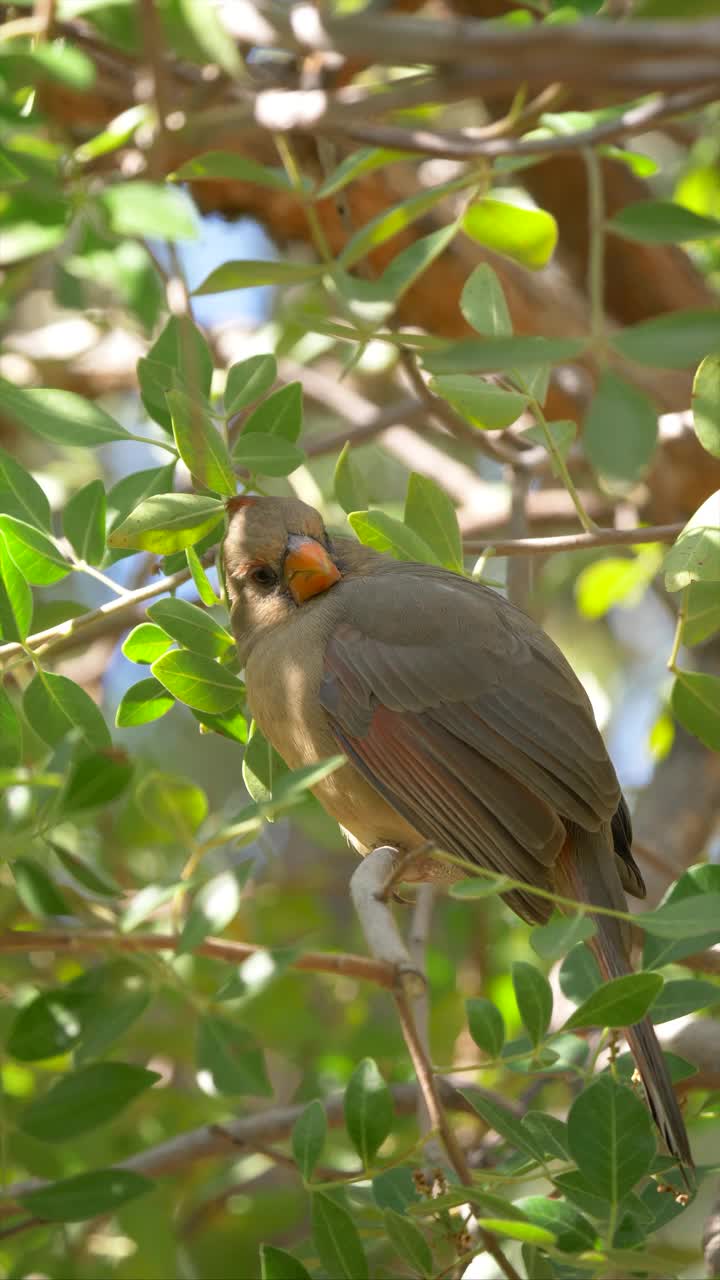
(559, 827), (694, 1186)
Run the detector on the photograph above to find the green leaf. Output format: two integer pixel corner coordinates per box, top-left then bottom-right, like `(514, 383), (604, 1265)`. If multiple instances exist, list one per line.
(138, 316), (213, 431)
(135, 771), (208, 843)
(177, 870), (242, 955)
(460, 263), (513, 337)
(692, 352), (720, 459)
(148, 597), (233, 658)
(193, 705), (248, 743)
(61, 749), (133, 813)
(292, 1099), (327, 1182)
(663, 491), (720, 591)
(383, 1209), (433, 1277)
(339, 173), (475, 270)
(122, 623), (173, 665)
(373, 1168), (420, 1214)
(315, 146), (410, 199)
(151, 649), (243, 712)
(19, 1169), (153, 1223)
(23, 671), (110, 749)
(564, 971), (663, 1030)
(531, 913), (596, 961)
(107, 493), (225, 553)
(259, 1245), (313, 1280)
(51, 843), (122, 899)
(19, 1063), (157, 1142)
(513, 961), (553, 1047)
(514, 1196), (596, 1254)
(424, 336), (585, 376)
(685, 581), (720, 645)
(608, 199), (720, 243)
(101, 181), (197, 240)
(650, 978), (719, 1024)
(226, 354), (278, 415)
(559, 943), (603, 1005)
(521, 1112), (569, 1162)
(0, 444), (51, 529)
(429, 374), (526, 430)
(643, 864), (720, 968)
(232, 434), (306, 477)
(567, 1075), (656, 1201)
(14, 857), (71, 918)
(167, 389), (236, 496)
(584, 372), (657, 485)
(0, 686), (22, 768)
(612, 310), (720, 370)
(464, 197), (558, 269)
(196, 1014), (272, 1095)
(116, 677), (175, 728)
(240, 382), (303, 442)
(186, 544), (218, 605)
(174, 151), (293, 189)
(194, 260), (322, 293)
(348, 510), (440, 565)
(106, 464), (178, 553)
(0, 382), (131, 446)
(404, 474), (463, 571)
(344, 1058), (393, 1166)
(0, 515), (69, 584)
(575, 550), (662, 620)
(311, 1192), (369, 1280)
(671, 671), (720, 751)
(334, 442), (368, 517)
(242, 722), (288, 808)
(521, 419), (577, 475)
(266, 757), (345, 817)
(474, 1219), (557, 1248)
(0, 534), (32, 640)
(466, 997), (505, 1057)
(460, 1091), (543, 1162)
(378, 223), (460, 303)
(72, 966), (151, 1063)
(63, 479), (106, 564)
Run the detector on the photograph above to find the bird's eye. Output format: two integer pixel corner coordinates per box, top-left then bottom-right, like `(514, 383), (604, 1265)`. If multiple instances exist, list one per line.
(248, 565), (278, 589)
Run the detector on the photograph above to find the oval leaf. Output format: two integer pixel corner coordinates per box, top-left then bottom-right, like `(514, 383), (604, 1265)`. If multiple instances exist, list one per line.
(348, 510), (440, 565)
(115, 677), (174, 727)
(19, 1063), (158, 1142)
(23, 671), (110, 749)
(564, 971), (663, 1030)
(671, 670), (720, 751)
(63, 479), (106, 564)
(292, 1099), (327, 1182)
(464, 198), (558, 269)
(513, 961), (553, 1047)
(194, 260), (322, 293)
(692, 353), (720, 460)
(404, 473), (463, 571)
(0, 515), (69, 583)
(148, 597), (233, 658)
(231, 433), (305, 477)
(19, 1169), (153, 1222)
(151, 649), (244, 713)
(311, 1192), (369, 1280)
(567, 1075), (655, 1201)
(196, 1014), (272, 1095)
(122, 622), (173, 665)
(239, 382), (303, 442)
(344, 1058), (393, 1166)
(467, 997), (505, 1058)
(460, 263), (513, 337)
(167, 389), (236, 497)
(0, 382), (131, 446)
(107, 493), (225, 553)
(584, 372), (657, 486)
(429, 374), (526, 430)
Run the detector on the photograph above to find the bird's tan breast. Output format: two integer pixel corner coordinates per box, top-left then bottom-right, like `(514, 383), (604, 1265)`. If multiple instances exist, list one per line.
(244, 604), (425, 857)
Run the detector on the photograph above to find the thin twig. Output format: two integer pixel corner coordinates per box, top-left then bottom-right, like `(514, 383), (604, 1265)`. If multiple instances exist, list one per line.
(0, 929), (395, 987)
(464, 522), (684, 557)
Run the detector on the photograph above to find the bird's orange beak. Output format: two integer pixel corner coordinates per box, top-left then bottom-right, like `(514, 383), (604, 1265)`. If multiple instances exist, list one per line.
(285, 536), (341, 604)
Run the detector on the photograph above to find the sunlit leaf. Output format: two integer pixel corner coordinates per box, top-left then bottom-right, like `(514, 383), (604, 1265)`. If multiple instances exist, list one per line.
(348, 510), (440, 564)
(177, 870), (242, 954)
(240, 382), (303, 441)
(692, 353), (720, 459)
(138, 316), (213, 432)
(115, 677), (175, 727)
(151, 648), (243, 713)
(0, 444), (51, 530)
(464, 197), (558, 269)
(664, 491), (720, 590)
(0, 382), (131, 446)
(136, 770), (208, 841)
(339, 172), (475, 269)
(108, 493), (225, 553)
(0, 515), (69, 584)
(430, 373), (526, 430)
(122, 622), (173, 664)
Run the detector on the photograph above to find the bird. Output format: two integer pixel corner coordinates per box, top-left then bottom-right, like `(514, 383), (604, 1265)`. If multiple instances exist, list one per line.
(223, 493), (693, 1180)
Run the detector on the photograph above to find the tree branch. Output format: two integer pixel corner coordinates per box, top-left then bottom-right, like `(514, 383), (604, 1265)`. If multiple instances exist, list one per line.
(0, 929), (395, 988)
(465, 522), (684, 557)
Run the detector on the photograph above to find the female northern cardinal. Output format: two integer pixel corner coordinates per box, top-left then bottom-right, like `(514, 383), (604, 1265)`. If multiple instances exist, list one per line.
(224, 494), (693, 1178)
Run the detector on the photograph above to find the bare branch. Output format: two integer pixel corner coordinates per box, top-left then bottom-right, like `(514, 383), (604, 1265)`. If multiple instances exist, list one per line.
(465, 522), (684, 557)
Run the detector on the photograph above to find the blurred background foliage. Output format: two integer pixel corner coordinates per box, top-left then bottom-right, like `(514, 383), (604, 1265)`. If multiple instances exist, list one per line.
(1, 0), (720, 1275)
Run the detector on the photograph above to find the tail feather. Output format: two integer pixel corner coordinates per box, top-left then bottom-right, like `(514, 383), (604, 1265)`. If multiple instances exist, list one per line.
(559, 827), (694, 1187)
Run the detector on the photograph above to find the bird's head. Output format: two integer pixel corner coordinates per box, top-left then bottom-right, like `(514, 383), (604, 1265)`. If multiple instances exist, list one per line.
(223, 496), (342, 652)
